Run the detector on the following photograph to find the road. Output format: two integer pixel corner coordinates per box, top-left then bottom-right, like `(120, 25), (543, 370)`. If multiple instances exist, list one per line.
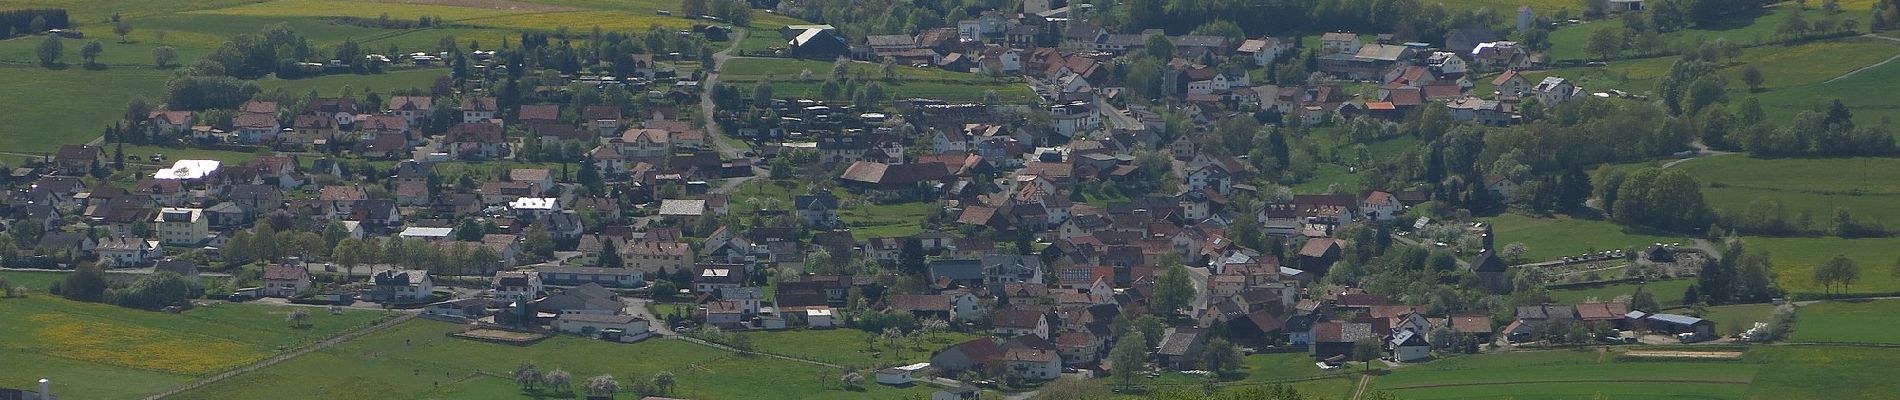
(622, 296), (675, 337)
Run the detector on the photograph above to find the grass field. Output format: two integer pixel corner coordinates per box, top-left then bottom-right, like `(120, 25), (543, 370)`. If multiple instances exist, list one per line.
(1703, 303), (1778, 334)
(1484, 212), (1685, 262)
(0, 293), (388, 399)
(172, 319), (936, 400)
(1677, 156), (1900, 226)
(733, 328), (982, 370)
(1290, 163), (1365, 194)
(730, 178), (940, 238)
(256, 68), (448, 96)
(1744, 345), (1900, 399)
(1548, 278), (1695, 306)
(1374, 349), (1760, 399)
(1741, 235), (1900, 296)
(1547, 3), (1803, 62)
(1793, 299), (1900, 343)
(722, 57), (1041, 104)
(0, 65), (171, 153)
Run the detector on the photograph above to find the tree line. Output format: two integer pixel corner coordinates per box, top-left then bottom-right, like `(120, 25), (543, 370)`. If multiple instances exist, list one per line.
(0, 8), (69, 39)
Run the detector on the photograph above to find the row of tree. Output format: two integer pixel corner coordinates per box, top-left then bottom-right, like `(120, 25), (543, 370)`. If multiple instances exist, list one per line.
(0, 8), (68, 39)
(510, 362), (658, 398)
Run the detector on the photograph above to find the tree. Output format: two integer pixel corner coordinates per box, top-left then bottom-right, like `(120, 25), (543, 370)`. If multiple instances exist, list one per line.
(113, 19), (133, 43)
(1630, 286), (1660, 313)
(1108, 331), (1148, 386)
(600, 240), (624, 268)
(1143, 32), (1175, 61)
(543, 369), (572, 393)
(1740, 65), (1765, 92)
(80, 39), (102, 67)
(650, 279), (678, 299)
(287, 307), (310, 328)
(584, 374), (620, 397)
(37, 35), (62, 67)
(61, 264), (108, 302)
(1200, 337), (1242, 376)
(1502, 242), (1529, 262)
(512, 362), (542, 391)
(1586, 26), (1622, 60)
(652, 371), (676, 395)
(1351, 338), (1382, 372)
(841, 372), (865, 389)
(1153, 264), (1196, 316)
(1818, 254), (1862, 295)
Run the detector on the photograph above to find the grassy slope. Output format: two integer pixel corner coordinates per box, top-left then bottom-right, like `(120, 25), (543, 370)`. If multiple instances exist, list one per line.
(1793, 299), (1900, 343)
(1742, 235), (1900, 296)
(1484, 212), (1684, 262)
(1548, 278), (1695, 306)
(1676, 156), (1900, 225)
(1745, 345), (1900, 399)
(733, 328), (982, 370)
(1547, 4), (1802, 62)
(0, 294), (386, 399)
(172, 319), (936, 400)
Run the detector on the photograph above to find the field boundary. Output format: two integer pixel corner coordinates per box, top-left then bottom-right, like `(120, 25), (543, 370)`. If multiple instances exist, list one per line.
(1379, 378), (1752, 390)
(145, 311), (418, 400)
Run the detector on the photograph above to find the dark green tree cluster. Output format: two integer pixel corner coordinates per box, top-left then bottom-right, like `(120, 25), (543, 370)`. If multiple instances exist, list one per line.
(0, 8), (69, 39)
(1601, 167), (1711, 232)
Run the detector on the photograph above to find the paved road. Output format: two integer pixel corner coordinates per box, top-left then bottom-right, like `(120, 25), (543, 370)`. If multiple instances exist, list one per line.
(622, 296), (675, 337)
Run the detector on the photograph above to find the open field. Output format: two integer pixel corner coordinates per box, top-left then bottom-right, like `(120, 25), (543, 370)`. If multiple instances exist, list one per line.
(1677, 156), (1900, 225)
(1793, 299), (1900, 343)
(257, 68), (448, 96)
(171, 319), (937, 400)
(1740, 235), (1900, 296)
(0, 293), (387, 399)
(1547, 4), (1803, 62)
(733, 328), (982, 370)
(1744, 345), (1900, 399)
(1374, 349), (1759, 400)
(1548, 278), (1695, 306)
(0, 65), (170, 153)
(1484, 212), (1685, 262)
(730, 178), (941, 239)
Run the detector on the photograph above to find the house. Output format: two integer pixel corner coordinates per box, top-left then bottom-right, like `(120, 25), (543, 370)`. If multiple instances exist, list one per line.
(1361, 191), (1402, 221)
(369, 269), (434, 303)
(836, 161), (953, 191)
(536, 284), (623, 315)
(618, 128), (672, 159)
(1532, 76), (1580, 105)
(445, 122), (508, 160)
(994, 309), (1052, 340)
(1390, 329), (1432, 362)
(789, 28), (850, 60)
(232, 113), (282, 143)
(148, 110), (196, 133)
(1492, 70), (1531, 96)
(1320, 32), (1361, 55)
(875, 363), (931, 385)
(885, 294), (957, 320)
(1156, 329), (1207, 369)
(931, 338), (1006, 374)
(53, 144), (103, 173)
(693, 265), (744, 293)
(793, 191), (841, 227)
(460, 96), (500, 125)
(658, 199), (707, 224)
(1471, 41), (1531, 71)
(982, 255), (1045, 287)
(538, 266), (644, 288)
(95, 236), (160, 267)
(491, 271), (543, 304)
(387, 96), (434, 126)
(424, 298), (490, 319)
(263, 264), (312, 297)
(153, 207), (207, 246)
(933, 385), (982, 400)
(1002, 347), (1062, 381)
(1484, 175), (1520, 198)
(1610, 0), (1646, 12)
(1310, 320), (1381, 360)
(154, 259), (201, 283)
(1237, 37), (1289, 66)
(625, 240), (693, 275)
(554, 314), (653, 342)
(805, 307), (837, 328)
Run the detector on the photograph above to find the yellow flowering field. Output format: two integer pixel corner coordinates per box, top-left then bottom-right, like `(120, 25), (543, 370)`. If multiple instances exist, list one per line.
(26, 313), (265, 375)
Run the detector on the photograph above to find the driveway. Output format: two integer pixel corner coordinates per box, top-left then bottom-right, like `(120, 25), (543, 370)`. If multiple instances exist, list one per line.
(623, 296), (675, 337)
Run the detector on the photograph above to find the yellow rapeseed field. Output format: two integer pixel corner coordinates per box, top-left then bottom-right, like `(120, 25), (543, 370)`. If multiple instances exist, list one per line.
(27, 314), (264, 375)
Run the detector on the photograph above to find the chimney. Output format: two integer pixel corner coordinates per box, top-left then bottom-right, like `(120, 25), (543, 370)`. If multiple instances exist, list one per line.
(38, 378), (49, 400)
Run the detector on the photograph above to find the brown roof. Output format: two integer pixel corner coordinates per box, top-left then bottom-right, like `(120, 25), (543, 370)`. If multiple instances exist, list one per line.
(233, 113), (279, 129)
(460, 96), (498, 112)
(264, 264), (308, 281)
(1004, 347), (1059, 363)
(1575, 302), (1630, 321)
(886, 294), (952, 312)
(943, 338), (1005, 364)
(1491, 70), (1522, 86)
(1450, 313), (1492, 334)
(519, 104), (561, 121)
(1300, 238), (1339, 258)
(582, 105), (620, 121)
(446, 122), (505, 143)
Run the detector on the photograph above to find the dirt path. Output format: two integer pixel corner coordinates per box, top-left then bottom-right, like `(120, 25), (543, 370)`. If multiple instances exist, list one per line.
(1349, 374), (1374, 400)
(1826, 34), (1900, 83)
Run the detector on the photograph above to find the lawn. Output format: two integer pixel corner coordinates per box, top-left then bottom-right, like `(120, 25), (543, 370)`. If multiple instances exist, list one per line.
(1702, 303), (1778, 335)
(172, 319), (937, 400)
(1290, 163), (1365, 194)
(0, 294), (388, 399)
(118, 144), (265, 165)
(1793, 299), (1900, 343)
(0, 65), (171, 153)
(1744, 345), (1900, 399)
(1548, 278), (1695, 307)
(256, 68), (449, 96)
(1677, 156), (1900, 227)
(734, 328), (982, 370)
(730, 177), (942, 238)
(1373, 349), (1760, 400)
(1740, 235), (1900, 296)
(1483, 212), (1685, 263)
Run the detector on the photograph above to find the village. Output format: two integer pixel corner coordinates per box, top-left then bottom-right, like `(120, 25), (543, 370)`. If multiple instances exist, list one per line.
(6, 0), (1891, 399)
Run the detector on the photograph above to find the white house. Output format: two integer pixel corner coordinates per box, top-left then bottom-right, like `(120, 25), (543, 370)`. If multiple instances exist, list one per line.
(554, 314), (653, 342)
(154, 207), (208, 246)
(96, 236), (160, 267)
(875, 362), (931, 385)
(1320, 32), (1361, 55)
(1533, 76), (1579, 105)
(994, 309), (1051, 339)
(1049, 101), (1098, 138)
(1003, 348), (1063, 381)
(1237, 38), (1289, 66)
(370, 269), (434, 302)
(491, 271), (543, 304)
(1361, 191), (1402, 221)
(806, 307), (837, 328)
(1391, 329), (1432, 362)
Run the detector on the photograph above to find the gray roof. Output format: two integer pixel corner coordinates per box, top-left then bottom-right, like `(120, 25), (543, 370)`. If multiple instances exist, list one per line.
(929, 259), (984, 281)
(1646, 313), (1708, 326)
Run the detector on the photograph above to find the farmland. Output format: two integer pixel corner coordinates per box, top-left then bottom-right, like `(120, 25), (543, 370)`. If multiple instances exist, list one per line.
(732, 328), (983, 370)
(171, 319), (939, 400)
(1483, 212), (1684, 263)
(0, 291), (388, 399)
(1740, 235), (1900, 296)
(1676, 156), (1900, 226)
(1373, 349), (1760, 399)
(1546, 3), (1804, 62)
(1793, 299), (1900, 344)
